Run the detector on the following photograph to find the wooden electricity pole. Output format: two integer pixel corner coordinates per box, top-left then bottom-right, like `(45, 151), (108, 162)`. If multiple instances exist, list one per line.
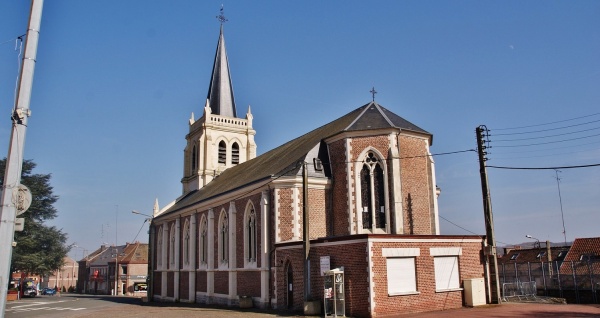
(476, 125), (502, 304)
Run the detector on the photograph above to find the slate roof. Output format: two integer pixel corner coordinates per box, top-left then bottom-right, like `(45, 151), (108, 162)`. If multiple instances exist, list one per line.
(158, 102), (431, 218)
(206, 25), (236, 117)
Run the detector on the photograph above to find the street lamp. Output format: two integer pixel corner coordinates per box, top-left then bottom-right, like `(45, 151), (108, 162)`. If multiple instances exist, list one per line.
(72, 244), (88, 293)
(525, 235), (540, 249)
(132, 210), (154, 301)
(525, 235), (543, 260)
(132, 210), (153, 220)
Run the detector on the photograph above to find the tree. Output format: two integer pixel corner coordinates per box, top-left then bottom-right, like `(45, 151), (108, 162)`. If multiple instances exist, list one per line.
(0, 159), (69, 276)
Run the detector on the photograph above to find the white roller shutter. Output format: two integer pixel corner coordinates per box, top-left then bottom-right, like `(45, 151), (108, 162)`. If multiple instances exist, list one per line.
(387, 257), (417, 294)
(434, 256), (460, 291)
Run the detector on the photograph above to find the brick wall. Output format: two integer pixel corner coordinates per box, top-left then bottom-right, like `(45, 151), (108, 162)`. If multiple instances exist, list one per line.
(237, 270), (262, 297)
(370, 239), (484, 316)
(196, 271), (207, 293)
(153, 271), (162, 298)
(399, 135), (433, 235)
(329, 139), (350, 236)
(277, 188), (295, 241)
(167, 271), (174, 297)
(307, 188), (327, 239)
(214, 271), (229, 294)
(180, 271), (189, 300)
(273, 236), (484, 317)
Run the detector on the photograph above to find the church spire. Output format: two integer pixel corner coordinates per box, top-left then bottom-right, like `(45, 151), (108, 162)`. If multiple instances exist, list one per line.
(206, 6), (237, 117)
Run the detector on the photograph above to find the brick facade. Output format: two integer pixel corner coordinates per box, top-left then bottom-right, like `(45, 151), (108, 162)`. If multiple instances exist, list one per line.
(150, 104), (486, 317)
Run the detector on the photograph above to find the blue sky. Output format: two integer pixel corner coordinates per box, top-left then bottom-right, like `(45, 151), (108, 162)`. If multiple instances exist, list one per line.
(1, 1), (598, 259)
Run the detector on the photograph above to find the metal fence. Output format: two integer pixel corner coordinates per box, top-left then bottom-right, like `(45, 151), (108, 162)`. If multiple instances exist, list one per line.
(497, 260), (600, 304)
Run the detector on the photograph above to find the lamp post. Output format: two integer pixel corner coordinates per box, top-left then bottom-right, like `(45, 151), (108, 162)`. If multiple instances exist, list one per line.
(72, 245), (88, 293)
(132, 210), (154, 301)
(526, 235), (542, 260)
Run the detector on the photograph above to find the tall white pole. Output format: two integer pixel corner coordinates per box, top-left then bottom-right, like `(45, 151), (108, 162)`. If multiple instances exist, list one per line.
(0, 0), (43, 314)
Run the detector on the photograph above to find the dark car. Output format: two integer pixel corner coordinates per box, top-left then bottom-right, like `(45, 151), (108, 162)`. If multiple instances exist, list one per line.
(23, 287), (37, 297)
(41, 287), (56, 296)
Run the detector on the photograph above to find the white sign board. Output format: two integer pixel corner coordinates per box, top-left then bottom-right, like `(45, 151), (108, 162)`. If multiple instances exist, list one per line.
(320, 256), (330, 276)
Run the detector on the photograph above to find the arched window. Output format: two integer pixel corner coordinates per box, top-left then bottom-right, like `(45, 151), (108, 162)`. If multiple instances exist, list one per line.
(157, 226), (163, 267)
(199, 216), (208, 266)
(218, 211), (229, 265)
(245, 204), (257, 265)
(191, 144), (198, 172)
(169, 224), (176, 268)
(183, 220), (190, 266)
(232, 142), (240, 165)
(360, 151), (387, 231)
(218, 141), (226, 164)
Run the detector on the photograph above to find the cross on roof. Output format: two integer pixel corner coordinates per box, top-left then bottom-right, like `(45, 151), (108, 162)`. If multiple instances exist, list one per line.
(370, 87), (377, 102)
(216, 5), (228, 25)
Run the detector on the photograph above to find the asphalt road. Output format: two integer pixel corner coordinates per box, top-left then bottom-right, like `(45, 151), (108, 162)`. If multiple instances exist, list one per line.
(4, 294), (311, 318)
(5, 294), (600, 318)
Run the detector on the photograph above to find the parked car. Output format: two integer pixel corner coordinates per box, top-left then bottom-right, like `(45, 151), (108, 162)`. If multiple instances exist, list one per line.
(41, 287), (56, 296)
(23, 287), (37, 297)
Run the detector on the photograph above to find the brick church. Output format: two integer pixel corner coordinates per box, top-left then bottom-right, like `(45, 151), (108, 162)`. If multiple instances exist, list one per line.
(148, 16), (487, 317)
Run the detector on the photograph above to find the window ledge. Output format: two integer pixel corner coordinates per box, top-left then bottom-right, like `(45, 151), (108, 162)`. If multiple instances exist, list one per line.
(389, 291), (420, 296)
(435, 288), (463, 293)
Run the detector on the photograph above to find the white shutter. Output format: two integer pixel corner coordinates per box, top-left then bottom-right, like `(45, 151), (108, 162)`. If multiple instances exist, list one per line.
(387, 257), (417, 294)
(434, 256), (460, 290)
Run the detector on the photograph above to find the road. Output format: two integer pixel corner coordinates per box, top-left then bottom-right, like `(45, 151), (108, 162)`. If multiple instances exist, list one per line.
(4, 294), (309, 318)
(5, 294), (600, 318)
(5, 294), (139, 318)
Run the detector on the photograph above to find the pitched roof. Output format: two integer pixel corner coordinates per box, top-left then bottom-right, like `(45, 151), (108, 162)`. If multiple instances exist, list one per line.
(563, 237), (600, 262)
(498, 246), (570, 264)
(113, 242), (148, 264)
(158, 102), (430, 217)
(206, 25), (236, 117)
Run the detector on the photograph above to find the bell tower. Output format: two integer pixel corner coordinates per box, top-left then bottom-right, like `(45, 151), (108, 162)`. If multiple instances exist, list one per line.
(181, 7), (257, 194)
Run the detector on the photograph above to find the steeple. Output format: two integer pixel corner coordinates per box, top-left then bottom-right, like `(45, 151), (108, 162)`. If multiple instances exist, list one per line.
(181, 6), (256, 194)
(206, 8), (236, 117)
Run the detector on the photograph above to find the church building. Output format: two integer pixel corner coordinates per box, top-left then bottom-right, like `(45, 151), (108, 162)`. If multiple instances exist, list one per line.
(149, 16), (488, 317)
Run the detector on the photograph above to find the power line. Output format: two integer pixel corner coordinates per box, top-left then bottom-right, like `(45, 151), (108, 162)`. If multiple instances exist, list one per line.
(492, 126), (600, 142)
(487, 163), (600, 170)
(492, 118), (600, 136)
(439, 215), (509, 246)
(491, 132), (600, 148)
(492, 111), (600, 131)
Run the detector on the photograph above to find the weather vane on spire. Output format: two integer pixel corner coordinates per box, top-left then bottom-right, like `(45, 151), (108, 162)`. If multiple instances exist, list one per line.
(370, 87), (377, 102)
(216, 5), (228, 25)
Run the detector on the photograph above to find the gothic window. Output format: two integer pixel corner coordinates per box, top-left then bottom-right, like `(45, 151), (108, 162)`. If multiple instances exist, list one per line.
(232, 142), (240, 165)
(183, 220), (190, 267)
(169, 224), (176, 268)
(157, 226), (163, 268)
(191, 144), (198, 172)
(245, 204), (257, 265)
(360, 151), (387, 232)
(218, 141), (226, 165)
(199, 216), (208, 266)
(218, 211), (229, 265)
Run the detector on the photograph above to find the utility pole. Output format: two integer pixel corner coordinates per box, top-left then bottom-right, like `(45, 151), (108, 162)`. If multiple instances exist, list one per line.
(0, 0), (43, 314)
(476, 125), (501, 304)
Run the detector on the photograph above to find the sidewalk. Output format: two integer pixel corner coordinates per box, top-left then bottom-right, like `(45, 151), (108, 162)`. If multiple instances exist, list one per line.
(69, 300), (600, 318)
(400, 303), (600, 318)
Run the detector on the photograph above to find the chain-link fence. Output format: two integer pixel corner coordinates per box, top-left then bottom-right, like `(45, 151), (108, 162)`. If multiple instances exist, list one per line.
(497, 260), (600, 304)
